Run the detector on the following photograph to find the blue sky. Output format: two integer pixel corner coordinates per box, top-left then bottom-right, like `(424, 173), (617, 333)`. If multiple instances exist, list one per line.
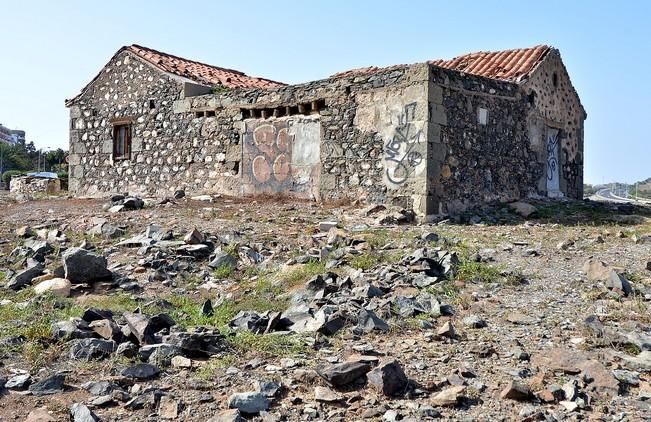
(0, 0), (648, 184)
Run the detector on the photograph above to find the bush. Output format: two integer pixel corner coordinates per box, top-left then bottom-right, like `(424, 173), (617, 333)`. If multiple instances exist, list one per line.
(57, 172), (68, 191)
(2, 170), (24, 188)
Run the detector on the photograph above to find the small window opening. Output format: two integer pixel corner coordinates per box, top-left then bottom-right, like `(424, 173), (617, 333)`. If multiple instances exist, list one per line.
(552, 72), (559, 88)
(195, 111), (205, 118)
(149, 99), (156, 109)
(477, 107), (489, 125)
(206, 110), (216, 117)
(527, 90), (537, 106)
(113, 123), (131, 160)
(91, 109), (98, 117)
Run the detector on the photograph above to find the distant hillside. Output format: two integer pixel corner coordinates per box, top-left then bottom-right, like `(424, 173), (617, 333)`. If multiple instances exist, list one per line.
(629, 177), (651, 198)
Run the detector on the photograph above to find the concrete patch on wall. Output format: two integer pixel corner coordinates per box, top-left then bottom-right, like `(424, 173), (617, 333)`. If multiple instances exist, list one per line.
(242, 116), (321, 199)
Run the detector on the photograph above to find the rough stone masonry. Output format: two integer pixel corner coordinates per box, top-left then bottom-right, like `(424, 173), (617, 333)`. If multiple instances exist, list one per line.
(66, 44), (585, 217)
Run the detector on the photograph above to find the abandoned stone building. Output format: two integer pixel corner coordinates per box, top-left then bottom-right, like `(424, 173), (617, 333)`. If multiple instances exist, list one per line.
(65, 44), (585, 216)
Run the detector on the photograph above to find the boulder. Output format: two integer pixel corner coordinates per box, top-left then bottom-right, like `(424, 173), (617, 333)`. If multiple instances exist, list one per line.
(69, 338), (117, 360)
(366, 359), (409, 396)
(63, 248), (112, 284)
(34, 278), (71, 297)
(123, 312), (175, 345)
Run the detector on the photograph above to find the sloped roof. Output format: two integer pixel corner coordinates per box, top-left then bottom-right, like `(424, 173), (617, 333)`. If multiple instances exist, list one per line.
(127, 44), (285, 89)
(332, 45), (552, 84)
(66, 44), (285, 105)
(430, 45), (551, 83)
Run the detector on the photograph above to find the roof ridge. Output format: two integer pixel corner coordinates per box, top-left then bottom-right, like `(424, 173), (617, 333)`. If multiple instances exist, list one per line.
(128, 44), (248, 77)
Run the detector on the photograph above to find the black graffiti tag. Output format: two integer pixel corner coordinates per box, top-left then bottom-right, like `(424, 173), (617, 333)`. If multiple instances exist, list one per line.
(385, 103), (423, 185)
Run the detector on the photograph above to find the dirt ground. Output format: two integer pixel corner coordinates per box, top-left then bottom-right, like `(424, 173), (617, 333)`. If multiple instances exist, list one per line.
(0, 193), (650, 421)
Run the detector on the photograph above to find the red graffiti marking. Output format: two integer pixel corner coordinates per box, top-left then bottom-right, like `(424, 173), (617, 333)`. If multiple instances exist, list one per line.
(273, 154), (291, 182)
(252, 156), (271, 183)
(253, 125), (276, 156)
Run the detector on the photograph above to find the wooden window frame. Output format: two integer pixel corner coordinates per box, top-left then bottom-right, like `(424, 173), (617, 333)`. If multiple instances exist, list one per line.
(112, 122), (132, 160)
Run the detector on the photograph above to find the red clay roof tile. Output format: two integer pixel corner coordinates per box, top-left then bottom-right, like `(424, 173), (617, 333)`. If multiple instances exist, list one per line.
(333, 45), (552, 83)
(127, 44), (285, 89)
(430, 45), (551, 82)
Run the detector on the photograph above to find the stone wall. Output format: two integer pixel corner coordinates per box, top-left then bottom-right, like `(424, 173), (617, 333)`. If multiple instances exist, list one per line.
(427, 65), (543, 214)
(67, 50), (243, 197)
(175, 64), (430, 212)
(522, 50), (585, 199)
(10, 176), (61, 197)
(68, 50), (584, 216)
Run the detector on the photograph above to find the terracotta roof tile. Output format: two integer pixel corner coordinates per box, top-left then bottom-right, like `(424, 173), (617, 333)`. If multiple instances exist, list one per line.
(430, 45), (551, 82)
(127, 44), (285, 89)
(332, 45), (552, 83)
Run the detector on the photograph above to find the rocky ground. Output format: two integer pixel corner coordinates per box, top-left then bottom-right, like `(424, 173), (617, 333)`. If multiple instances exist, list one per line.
(0, 191), (650, 422)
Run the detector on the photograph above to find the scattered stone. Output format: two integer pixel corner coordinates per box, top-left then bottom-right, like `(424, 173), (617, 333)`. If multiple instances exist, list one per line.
(436, 321), (455, 338)
(25, 408), (55, 422)
(314, 386), (341, 402)
(28, 374), (65, 396)
(123, 312), (175, 345)
(462, 314), (487, 329)
(171, 355), (192, 368)
(159, 395), (181, 419)
(228, 392), (271, 414)
(556, 239), (574, 251)
(63, 247), (112, 284)
(500, 379), (530, 400)
(70, 403), (100, 422)
(431, 385), (465, 406)
(208, 252), (237, 270)
(559, 400), (578, 412)
(366, 359), (409, 396)
(5, 373), (31, 390)
(121, 363), (161, 380)
(355, 309), (389, 334)
(33, 277), (71, 297)
(7, 263), (44, 290)
(316, 361), (371, 386)
(606, 270), (633, 296)
(207, 409), (244, 422)
(69, 338), (117, 360)
(184, 228), (205, 245)
(583, 258), (611, 281)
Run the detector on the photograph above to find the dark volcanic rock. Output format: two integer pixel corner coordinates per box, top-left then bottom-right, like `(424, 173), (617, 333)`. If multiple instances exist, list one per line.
(69, 338), (117, 360)
(6, 263), (44, 290)
(366, 359), (409, 396)
(63, 247), (112, 284)
(316, 361), (372, 386)
(228, 391), (271, 414)
(70, 403), (100, 422)
(28, 374), (65, 396)
(123, 312), (175, 345)
(121, 363), (160, 380)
